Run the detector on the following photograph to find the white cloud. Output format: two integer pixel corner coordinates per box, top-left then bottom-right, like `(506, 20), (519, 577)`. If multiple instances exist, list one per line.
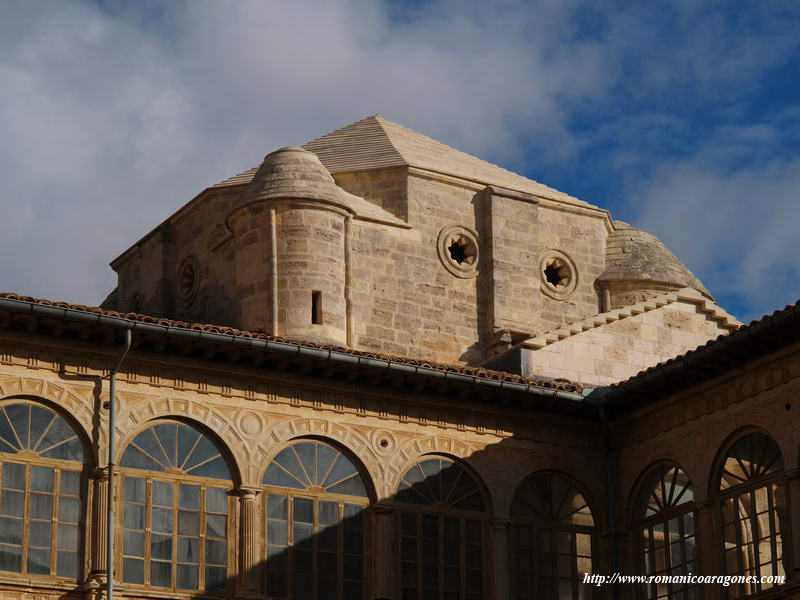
(631, 125), (800, 321)
(0, 0), (609, 305)
(0, 0), (798, 323)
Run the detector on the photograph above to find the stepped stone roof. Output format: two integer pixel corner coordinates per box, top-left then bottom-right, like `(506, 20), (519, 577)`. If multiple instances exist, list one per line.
(599, 221), (711, 298)
(212, 115), (596, 209)
(522, 287), (740, 351)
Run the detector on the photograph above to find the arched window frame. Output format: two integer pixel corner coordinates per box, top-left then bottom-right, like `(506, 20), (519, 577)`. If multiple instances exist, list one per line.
(714, 430), (788, 598)
(259, 437), (373, 600)
(390, 454), (490, 600)
(0, 398), (90, 582)
(510, 470), (596, 600)
(632, 462), (697, 600)
(116, 418), (236, 594)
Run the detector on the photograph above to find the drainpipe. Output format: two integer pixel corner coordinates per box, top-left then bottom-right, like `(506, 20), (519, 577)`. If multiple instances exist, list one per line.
(598, 404), (621, 600)
(106, 329), (132, 600)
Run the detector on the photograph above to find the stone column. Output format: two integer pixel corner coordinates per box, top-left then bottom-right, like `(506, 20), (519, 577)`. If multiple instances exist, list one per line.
(91, 467), (110, 578)
(694, 501), (719, 600)
(238, 487), (262, 597)
(785, 470), (800, 581)
(372, 504), (396, 600)
(491, 518), (510, 600)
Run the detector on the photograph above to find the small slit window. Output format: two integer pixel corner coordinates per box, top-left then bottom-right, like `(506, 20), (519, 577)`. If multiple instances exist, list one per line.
(311, 291), (322, 325)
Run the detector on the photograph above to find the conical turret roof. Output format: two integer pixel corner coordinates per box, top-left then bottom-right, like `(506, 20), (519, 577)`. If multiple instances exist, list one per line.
(599, 221), (711, 298)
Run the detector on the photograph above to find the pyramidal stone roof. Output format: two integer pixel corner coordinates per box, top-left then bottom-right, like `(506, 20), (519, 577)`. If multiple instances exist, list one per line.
(212, 115), (594, 208)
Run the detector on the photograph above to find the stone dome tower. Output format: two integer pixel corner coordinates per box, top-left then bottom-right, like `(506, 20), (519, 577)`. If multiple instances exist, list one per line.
(598, 221), (711, 310)
(227, 147), (351, 346)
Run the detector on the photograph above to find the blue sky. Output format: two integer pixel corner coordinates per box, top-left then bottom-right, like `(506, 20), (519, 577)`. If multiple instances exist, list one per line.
(0, 0), (798, 323)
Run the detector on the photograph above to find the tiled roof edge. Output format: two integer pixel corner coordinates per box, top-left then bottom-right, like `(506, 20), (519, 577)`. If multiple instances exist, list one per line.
(0, 293), (584, 395)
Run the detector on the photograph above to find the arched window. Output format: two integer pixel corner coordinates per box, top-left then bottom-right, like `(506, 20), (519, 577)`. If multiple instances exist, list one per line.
(119, 420), (233, 592)
(511, 472), (594, 600)
(392, 456), (487, 600)
(718, 432), (787, 598)
(0, 400), (86, 580)
(262, 439), (369, 600)
(635, 464), (696, 600)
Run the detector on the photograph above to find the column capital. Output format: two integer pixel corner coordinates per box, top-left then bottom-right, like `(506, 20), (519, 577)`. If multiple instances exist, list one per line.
(236, 486), (262, 500)
(92, 467), (110, 480)
(694, 500), (716, 515)
(490, 518), (511, 532)
(372, 503), (396, 516)
(783, 468), (800, 481)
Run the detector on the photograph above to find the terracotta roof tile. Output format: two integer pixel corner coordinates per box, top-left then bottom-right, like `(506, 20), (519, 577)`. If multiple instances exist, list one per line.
(0, 293), (584, 394)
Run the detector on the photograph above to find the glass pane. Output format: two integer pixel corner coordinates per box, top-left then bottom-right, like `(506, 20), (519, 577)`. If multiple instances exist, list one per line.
(267, 520), (288, 546)
(57, 550), (78, 578)
(27, 548), (50, 575)
(61, 471), (81, 496)
(152, 481), (173, 507)
(268, 494), (288, 520)
(124, 530), (145, 557)
(189, 456), (232, 480)
(206, 566), (227, 591)
(293, 443), (316, 484)
(294, 498), (313, 524)
(151, 560), (171, 587)
(2, 463), (25, 490)
(0, 517), (22, 544)
(179, 485), (199, 510)
(1, 490), (24, 517)
(4, 405), (29, 450)
(0, 410), (20, 452)
(327, 475), (368, 498)
(151, 534), (172, 560)
(58, 524), (79, 551)
(124, 477), (145, 503)
(40, 438), (84, 462)
(31, 466), (54, 492)
(177, 425), (201, 469)
(123, 504), (145, 530)
(123, 557), (144, 584)
(324, 454), (358, 489)
(206, 488), (227, 514)
(29, 520), (51, 547)
(178, 537), (199, 563)
(58, 496), (80, 523)
(29, 406), (55, 448)
(266, 448), (309, 488)
(30, 493), (52, 519)
(0, 544), (21, 572)
(319, 501), (338, 525)
(206, 514), (226, 539)
(152, 423), (179, 467)
(178, 510), (199, 535)
(152, 507), (174, 534)
(177, 564), (198, 589)
(205, 539), (226, 565)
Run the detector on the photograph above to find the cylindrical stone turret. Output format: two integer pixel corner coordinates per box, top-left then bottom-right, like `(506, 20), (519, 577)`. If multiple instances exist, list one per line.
(227, 146), (350, 346)
(598, 220), (711, 310)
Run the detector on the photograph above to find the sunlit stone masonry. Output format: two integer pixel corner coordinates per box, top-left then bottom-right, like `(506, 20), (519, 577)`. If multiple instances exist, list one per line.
(1, 115), (799, 600)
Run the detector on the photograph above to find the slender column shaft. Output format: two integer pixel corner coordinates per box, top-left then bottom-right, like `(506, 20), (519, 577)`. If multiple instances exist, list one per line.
(238, 487), (261, 595)
(491, 518), (510, 600)
(91, 467), (110, 577)
(372, 504), (396, 599)
(695, 502), (719, 600)
(785, 471), (800, 580)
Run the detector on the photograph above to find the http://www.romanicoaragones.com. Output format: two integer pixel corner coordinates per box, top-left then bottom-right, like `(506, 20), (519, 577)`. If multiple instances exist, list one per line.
(583, 573), (786, 587)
